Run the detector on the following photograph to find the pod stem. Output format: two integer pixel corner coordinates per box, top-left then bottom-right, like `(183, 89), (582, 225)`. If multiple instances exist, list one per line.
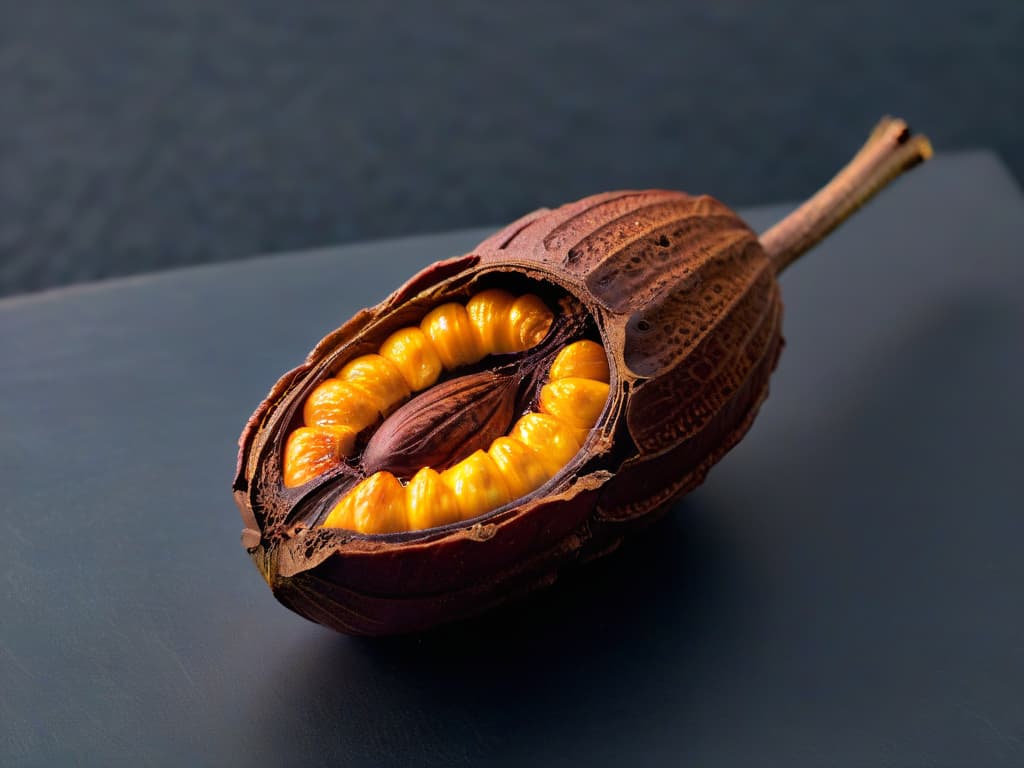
(759, 116), (933, 274)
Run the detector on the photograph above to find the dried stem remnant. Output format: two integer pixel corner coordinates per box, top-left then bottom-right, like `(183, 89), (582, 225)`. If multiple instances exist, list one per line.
(760, 116), (933, 273)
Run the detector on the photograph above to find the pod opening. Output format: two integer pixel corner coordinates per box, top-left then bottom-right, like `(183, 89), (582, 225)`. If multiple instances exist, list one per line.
(278, 281), (612, 538)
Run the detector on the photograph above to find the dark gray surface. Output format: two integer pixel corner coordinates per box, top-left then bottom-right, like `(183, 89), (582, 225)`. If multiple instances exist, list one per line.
(1, 152), (1022, 766)
(2, 1), (1023, 296)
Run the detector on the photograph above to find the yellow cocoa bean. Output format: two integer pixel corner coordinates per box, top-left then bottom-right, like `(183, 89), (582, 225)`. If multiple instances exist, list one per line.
(420, 303), (485, 369)
(405, 467), (461, 531)
(487, 436), (551, 498)
(509, 413), (586, 475)
(303, 378), (380, 432)
(466, 289), (517, 353)
(379, 327), (442, 391)
(549, 340), (610, 383)
(441, 450), (514, 521)
(282, 426), (356, 487)
(323, 471), (408, 534)
(538, 378), (610, 430)
(338, 354), (411, 415)
(505, 294), (553, 351)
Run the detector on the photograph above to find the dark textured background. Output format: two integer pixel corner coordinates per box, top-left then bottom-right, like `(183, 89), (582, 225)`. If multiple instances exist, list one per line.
(1, 1), (1021, 297)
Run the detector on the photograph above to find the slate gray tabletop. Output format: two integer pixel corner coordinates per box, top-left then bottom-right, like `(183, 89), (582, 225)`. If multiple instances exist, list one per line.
(1, 151), (1022, 767)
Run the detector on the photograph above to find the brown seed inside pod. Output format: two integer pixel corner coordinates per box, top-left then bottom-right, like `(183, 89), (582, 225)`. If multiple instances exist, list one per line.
(361, 370), (519, 477)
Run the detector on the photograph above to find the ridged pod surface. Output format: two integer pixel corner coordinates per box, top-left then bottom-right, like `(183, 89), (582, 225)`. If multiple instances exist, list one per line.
(234, 118), (932, 635)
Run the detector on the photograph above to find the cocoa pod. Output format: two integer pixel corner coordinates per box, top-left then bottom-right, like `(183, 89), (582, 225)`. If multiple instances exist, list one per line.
(233, 117), (931, 635)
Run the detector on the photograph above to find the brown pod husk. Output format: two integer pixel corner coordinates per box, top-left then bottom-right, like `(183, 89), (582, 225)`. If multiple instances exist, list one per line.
(234, 117), (932, 635)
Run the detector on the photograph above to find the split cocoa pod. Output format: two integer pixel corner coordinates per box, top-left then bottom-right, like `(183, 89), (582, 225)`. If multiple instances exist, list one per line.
(234, 117), (932, 635)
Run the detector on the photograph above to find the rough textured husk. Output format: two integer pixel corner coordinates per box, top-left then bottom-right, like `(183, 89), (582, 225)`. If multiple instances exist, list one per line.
(234, 189), (783, 635)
